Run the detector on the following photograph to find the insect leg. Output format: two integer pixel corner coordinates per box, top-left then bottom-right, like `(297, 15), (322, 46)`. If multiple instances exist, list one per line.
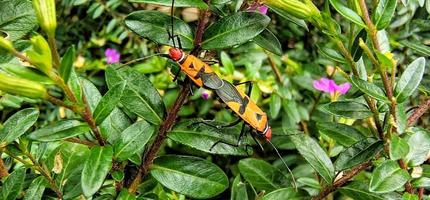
(250, 131), (265, 152)
(234, 81), (253, 96)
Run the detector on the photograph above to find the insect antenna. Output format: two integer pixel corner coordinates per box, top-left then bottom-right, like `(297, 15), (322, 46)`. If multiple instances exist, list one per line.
(266, 139), (298, 190)
(170, 0), (176, 48)
(121, 53), (167, 67)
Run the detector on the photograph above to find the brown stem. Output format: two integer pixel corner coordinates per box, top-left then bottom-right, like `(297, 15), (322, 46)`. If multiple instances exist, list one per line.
(81, 94), (105, 146)
(47, 36), (61, 69)
(0, 156), (9, 178)
(312, 161), (372, 200)
(265, 51), (283, 84)
(128, 3), (211, 193)
(64, 138), (97, 146)
(407, 98), (430, 126)
(418, 188), (424, 200)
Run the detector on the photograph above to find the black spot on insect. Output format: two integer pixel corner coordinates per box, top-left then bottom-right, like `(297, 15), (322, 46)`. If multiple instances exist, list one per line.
(194, 65), (205, 79)
(189, 62), (194, 69)
(239, 96), (249, 115)
(256, 113), (262, 121)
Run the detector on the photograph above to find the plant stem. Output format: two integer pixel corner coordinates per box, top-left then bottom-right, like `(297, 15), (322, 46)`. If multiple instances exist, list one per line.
(47, 36), (61, 69)
(407, 98), (430, 126)
(0, 156), (9, 178)
(81, 93), (106, 146)
(265, 50), (283, 84)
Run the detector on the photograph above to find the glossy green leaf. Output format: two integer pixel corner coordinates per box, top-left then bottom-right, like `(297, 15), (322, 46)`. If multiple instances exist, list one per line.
(396, 103), (407, 134)
(369, 160), (410, 193)
(290, 133), (335, 184)
(394, 57), (425, 103)
(201, 12), (270, 49)
(404, 128), (430, 166)
(389, 134), (409, 160)
(351, 29), (367, 61)
(105, 66), (165, 125)
(320, 101), (373, 119)
(56, 142), (90, 189)
(238, 158), (286, 192)
(116, 189), (136, 200)
(351, 76), (389, 102)
(317, 122), (366, 147)
(93, 81), (126, 125)
(231, 175), (248, 200)
(267, 5), (308, 30)
(411, 177), (430, 188)
(81, 146), (113, 197)
(124, 10), (193, 49)
(60, 46), (75, 83)
(0, 0), (37, 41)
(24, 176), (46, 200)
(220, 51), (234, 75)
(329, 0), (366, 28)
(68, 69), (82, 102)
(150, 155), (228, 199)
(335, 138), (383, 170)
(318, 46), (347, 64)
(399, 40), (430, 56)
(1, 168), (26, 200)
(168, 121), (250, 156)
(0, 108), (39, 144)
(374, 0), (397, 30)
(1, 64), (54, 84)
(261, 188), (307, 200)
(128, 0), (207, 8)
(402, 193), (419, 200)
(270, 93), (282, 119)
(254, 29), (282, 56)
(339, 181), (386, 200)
(114, 120), (155, 161)
(27, 120), (90, 142)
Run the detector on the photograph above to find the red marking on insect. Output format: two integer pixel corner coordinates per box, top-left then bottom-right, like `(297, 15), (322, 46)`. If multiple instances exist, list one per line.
(265, 126), (272, 141)
(169, 48), (183, 61)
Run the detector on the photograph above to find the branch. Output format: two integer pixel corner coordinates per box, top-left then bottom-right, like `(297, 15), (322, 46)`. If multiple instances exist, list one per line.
(312, 161), (372, 200)
(0, 156), (9, 178)
(81, 93), (106, 146)
(407, 98), (430, 126)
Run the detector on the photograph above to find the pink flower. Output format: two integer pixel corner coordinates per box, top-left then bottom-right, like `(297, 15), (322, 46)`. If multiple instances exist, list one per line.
(201, 90), (211, 100)
(247, 5), (268, 14)
(105, 48), (120, 64)
(313, 78), (351, 95)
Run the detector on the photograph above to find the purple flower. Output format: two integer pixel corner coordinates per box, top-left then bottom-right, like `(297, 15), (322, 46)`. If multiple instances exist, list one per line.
(201, 90), (211, 100)
(313, 77), (351, 95)
(105, 48), (120, 64)
(247, 5), (268, 14)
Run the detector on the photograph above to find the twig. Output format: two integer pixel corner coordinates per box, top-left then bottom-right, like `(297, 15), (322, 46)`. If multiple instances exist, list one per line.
(47, 36), (61, 69)
(407, 98), (430, 126)
(418, 188), (424, 200)
(265, 51), (283, 84)
(64, 138), (97, 146)
(81, 94), (106, 146)
(0, 156), (9, 178)
(312, 161), (371, 200)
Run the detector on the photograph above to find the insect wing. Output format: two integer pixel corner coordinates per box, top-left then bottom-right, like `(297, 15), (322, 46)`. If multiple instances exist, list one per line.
(215, 80), (243, 104)
(201, 73), (223, 90)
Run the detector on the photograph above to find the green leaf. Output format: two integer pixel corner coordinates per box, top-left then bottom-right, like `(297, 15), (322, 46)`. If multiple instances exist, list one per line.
(317, 122), (366, 147)
(105, 66), (165, 125)
(404, 128), (430, 166)
(238, 158), (286, 192)
(0, 108), (39, 144)
(150, 155), (228, 199)
(1, 64), (54, 84)
(399, 40), (430, 56)
(93, 81), (126, 125)
(369, 160), (410, 193)
(168, 121), (250, 156)
(201, 12), (270, 49)
(351, 76), (389, 102)
(402, 193), (419, 200)
(60, 46), (75, 83)
(220, 51), (234, 75)
(81, 146), (113, 197)
(329, 0), (366, 28)
(23, 176), (46, 200)
(0, 0), (37, 41)
(396, 103), (407, 134)
(389, 134), (409, 160)
(253, 29), (282, 56)
(124, 10), (194, 49)
(320, 101), (373, 119)
(411, 177), (430, 188)
(267, 5), (308, 30)
(394, 57), (426, 103)
(374, 0), (397, 30)
(116, 189), (136, 200)
(27, 120), (90, 142)
(261, 188), (307, 200)
(1, 167), (26, 200)
(114, 120), (155, 161)
(128, 0), (207, 8)
(339, 181), (386, 200)
(290, 133), (335, 184)
(351, 29), (367, 61)
(318, 46), (347, 64)
(56, 142), (90, 190)
(270, 93), (282, 119)
(231, 175), (248, 200)
(334, 138), (383, 170)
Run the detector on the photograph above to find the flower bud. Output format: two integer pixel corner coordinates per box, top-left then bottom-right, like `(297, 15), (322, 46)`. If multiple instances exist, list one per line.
(32, 0), (57, 38)
(264, 0), (312, 19)
(27, 34), (52, 74)
(0, 37), (14, 52)
(0, 73), (47, 99)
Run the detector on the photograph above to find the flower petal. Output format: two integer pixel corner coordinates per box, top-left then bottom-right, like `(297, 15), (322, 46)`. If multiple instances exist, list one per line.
(336, 83), (351, 94)
(313, 78), (332, 93)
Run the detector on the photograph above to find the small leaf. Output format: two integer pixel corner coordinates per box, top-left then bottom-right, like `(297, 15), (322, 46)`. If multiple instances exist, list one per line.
(369, 160), (410, 193)
(93, 81), (126, 125)
(317, 122), (366, 147)
(351, 29), (367, 61)
(404, 128), (430, 166)
(261, 188), (307, 200)
(231, 175), (248, 200)
(270, 93), (282, 119)
(81, 146), (113, 197)
(27, 120), (90, 142)
(1, 168), (26, 200)
(0, 0), (37, 41)
(56, 143), (90, 189)
(24, 176), (46, 200)
(125, 10), (194, 49)
(201, 12), (270, 49)
(329, 0), (366, 28)
(402, 193), (419, 200)
(238, 158), (286, 192)
(220, 51), (234, 75)
(128, 0), (207, 8)
(394, 57), (426, 103)
(318, 46), (347, 64)
(351, 76), (389, 102)
(0, 108), (39, 144)
(396, 103), (407, 134)
(290, 133), (335, 184)
(339, 181), (386, 200)
(374, 0), (397, 30)
(320, 101), (373, 119)
(411, 177), (430, 188)
(116, 189), (136, 200)
(1, 64), (54, 84)
(334, 138), (383, 170)
(253, 29), (282, 56)
(114, 120), (155, 161)
(150, 155), (228, 199)
(389, 134), (409, 160)
(60, 46), (75, 83)
(399, 40), (430, 56)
